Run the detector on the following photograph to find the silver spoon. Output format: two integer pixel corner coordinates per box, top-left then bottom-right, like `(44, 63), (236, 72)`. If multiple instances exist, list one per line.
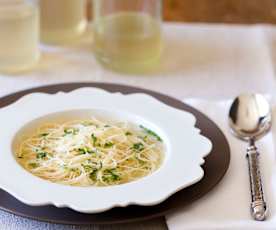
(229, 93), (272, 221)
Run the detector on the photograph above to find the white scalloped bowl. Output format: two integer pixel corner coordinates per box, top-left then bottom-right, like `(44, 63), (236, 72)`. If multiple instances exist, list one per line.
(0, 88), (212, 213)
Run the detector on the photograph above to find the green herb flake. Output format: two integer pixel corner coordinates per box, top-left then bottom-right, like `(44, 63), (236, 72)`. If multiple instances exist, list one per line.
(91, 133), (97, 146)
(70, 168), (81, 176)
(139, 125), (162, 142)
(138, 135), (148, 141)
(89, 169), (98, 181)
(29, 163), (39, 168)
(88, 150), (97, 156)
(77, 148), (86, 155)
(87, 149), (95, 154)
(103, 169), (121, 182)
(132, 142), (145, 152)
(39, 133), (49, 137)
(36, 151), (47, 159)
(81, 164), (93, 173)
(64, 128), (79, 135)
(125, 131), (132, 136)
(104, 142), (114, 148)
(77, 147), (95, 155)
(104, 125), (111, 128)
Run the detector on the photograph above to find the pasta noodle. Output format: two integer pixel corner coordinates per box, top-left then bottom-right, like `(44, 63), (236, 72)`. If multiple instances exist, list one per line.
(16, 116), (164, 187)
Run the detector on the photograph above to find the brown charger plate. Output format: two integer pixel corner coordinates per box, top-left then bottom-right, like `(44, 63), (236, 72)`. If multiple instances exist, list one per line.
(0, 83), (230, 225)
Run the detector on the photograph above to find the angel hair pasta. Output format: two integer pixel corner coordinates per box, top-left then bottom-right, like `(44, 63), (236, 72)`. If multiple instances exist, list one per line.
(16, 117), (164, 187)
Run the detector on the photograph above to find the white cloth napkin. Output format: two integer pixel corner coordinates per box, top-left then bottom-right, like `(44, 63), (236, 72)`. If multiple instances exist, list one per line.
(166, 99), (276, 230)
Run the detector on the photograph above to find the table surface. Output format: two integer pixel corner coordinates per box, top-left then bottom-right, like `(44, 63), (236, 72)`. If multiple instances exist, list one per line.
(163, 0), (276, 24)
(1, 22), (276, 230)
(87, 0), (276, 24)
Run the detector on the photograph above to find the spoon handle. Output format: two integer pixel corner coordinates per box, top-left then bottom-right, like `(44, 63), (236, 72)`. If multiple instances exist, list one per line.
(246, 144), (267, 221)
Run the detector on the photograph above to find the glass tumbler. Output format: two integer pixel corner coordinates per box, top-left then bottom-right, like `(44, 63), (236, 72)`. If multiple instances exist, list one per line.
(93, 0), (163, 73)
(40, 0), (87, 44)
(0, 0), (40, 74)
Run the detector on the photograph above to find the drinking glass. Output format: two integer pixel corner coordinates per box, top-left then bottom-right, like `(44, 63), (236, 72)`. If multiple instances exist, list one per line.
(93, 0), (163, 73)
(40, 0), (87, 44)
(0, 0), (40, 73)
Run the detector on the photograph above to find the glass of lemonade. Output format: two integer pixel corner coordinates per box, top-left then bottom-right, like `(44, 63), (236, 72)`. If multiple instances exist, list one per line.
(93, 0), (163, 73)
(0, 0), (40, 74)
(40, 0), (87, 44)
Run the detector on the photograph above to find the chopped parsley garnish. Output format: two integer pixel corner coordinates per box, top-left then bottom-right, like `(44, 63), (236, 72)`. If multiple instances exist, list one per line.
(89, 169), (98, 181)
(28, 162), (39, 168)
(104, 125), (111, 128)
(76, 147), (94, 155)
(64, 128), (79, 135)
(132, 142), (145, 152)
(70, 168), (81, 175)
(104, 142), (114, 148)
(81, 164), (94, 173)
(91, 133), (97, 146)
(36, 151), (47, 159)
(39, 133), (49, 137)
(103, 169), (121, 182)
(138, 135), (148, 142)
(77, 148), (86, 155)
(139, 125), (162, 142)
(125, 131), (132, 136)
(98, 161), (103, 170)
(34, 147), (46, 152)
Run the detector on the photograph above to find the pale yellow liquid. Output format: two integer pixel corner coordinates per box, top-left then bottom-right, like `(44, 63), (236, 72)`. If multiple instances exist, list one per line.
(0, 3), (39, 73)
(94, 13), (162, 73)
(40, 0), (87, 44)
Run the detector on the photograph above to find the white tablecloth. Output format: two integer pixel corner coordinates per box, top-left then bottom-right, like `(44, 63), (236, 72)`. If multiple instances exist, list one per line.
(1, 23), (276, 229)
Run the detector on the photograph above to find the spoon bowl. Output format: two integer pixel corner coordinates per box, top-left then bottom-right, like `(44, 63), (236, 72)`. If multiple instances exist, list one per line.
(229, 94), (272, 141)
